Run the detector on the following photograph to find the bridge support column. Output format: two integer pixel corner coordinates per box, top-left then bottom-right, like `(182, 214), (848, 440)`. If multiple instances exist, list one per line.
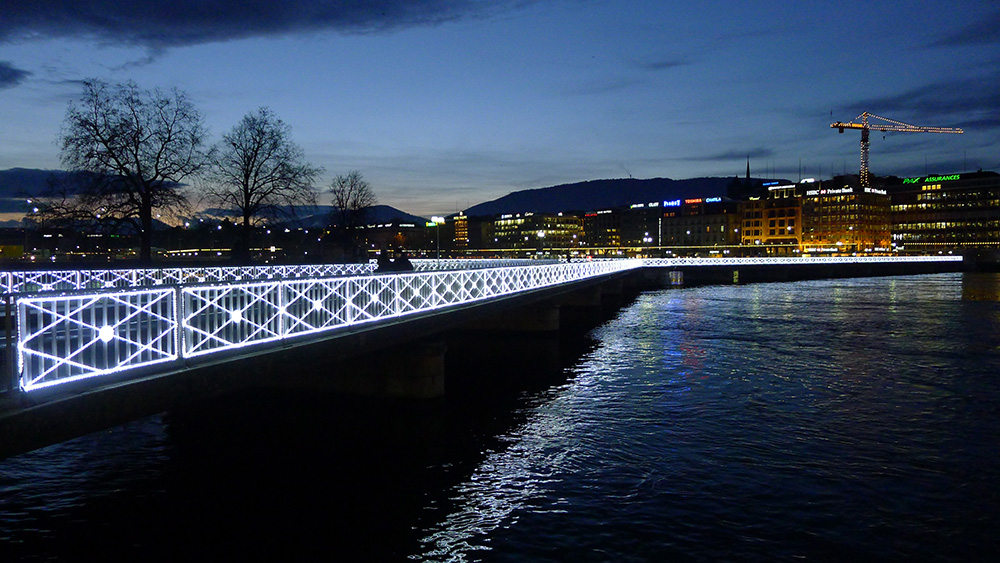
(340, 341), (447, 399)
(600, 278), (626, 308)
(467, 304), (560, 333)
(272, 340), (447, 400)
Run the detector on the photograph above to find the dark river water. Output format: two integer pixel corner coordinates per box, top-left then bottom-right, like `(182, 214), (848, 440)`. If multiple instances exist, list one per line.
(2, 272), (999, 561)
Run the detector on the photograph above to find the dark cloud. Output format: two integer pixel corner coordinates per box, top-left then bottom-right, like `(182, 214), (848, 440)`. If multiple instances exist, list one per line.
(636, 58), (686, 72)
(0, 60), (31, 88)
(928, 12), (1000, 47)
(844, 72), (1000, 131)
(688, 148), (774, 162)
(0, 1), (531, 48)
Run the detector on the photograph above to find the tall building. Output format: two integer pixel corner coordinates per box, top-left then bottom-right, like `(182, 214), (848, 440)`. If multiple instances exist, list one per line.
(661, 197), (741, 252)
(582, 209), (620, 249)
(740, 183), (801, 254)
(452, 212), (469, 249)
(887, 171), (1000, 252)
(489, 212), (582, 250)
(801, 177), (891, 254)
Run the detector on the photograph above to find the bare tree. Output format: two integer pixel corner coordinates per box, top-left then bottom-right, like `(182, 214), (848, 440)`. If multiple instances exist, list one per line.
(329, 170), (378, 232)
(58, 79), (208, 263)
(205, 107), (320, 262)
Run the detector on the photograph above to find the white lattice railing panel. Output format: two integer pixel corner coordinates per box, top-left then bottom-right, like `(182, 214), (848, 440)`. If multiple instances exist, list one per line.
(283, 278), (352, 336)
(182, 282), (284, 357)
(410, 259), (557, 271)
(396, 274), (438, 314)
(346, 276), (400, 323)
(2, 263), (378, 296)
(639, 255), (965, 267)
(14, 260), (643, 392)
(17, 288), (177, 392)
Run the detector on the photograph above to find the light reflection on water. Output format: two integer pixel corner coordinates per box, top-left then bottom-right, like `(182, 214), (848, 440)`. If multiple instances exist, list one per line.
(1, 273), (998, 561)
(411, 273), (1000, 562)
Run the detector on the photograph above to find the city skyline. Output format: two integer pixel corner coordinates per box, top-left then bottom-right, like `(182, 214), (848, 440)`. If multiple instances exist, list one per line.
(2, 1), (999, 218)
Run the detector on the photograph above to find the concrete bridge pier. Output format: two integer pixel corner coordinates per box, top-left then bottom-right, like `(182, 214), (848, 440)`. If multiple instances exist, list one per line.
(270, 340), (448, 400)
(466, 303), (561, 333)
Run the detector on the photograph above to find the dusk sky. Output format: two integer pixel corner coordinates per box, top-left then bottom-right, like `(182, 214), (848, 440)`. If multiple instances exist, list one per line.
(2, 1), (999, 218)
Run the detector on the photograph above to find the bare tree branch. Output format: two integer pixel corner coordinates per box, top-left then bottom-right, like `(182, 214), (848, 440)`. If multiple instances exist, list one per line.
(329, 170), (377, 232)
(205, 107), (320, 262)
(57, 79), (208, 262)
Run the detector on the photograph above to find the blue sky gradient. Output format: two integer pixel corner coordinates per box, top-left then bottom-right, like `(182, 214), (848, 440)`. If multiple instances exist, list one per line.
(2, 0), (998, 217)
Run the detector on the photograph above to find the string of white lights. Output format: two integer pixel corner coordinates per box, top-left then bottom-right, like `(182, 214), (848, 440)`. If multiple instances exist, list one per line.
(16, 260), (639, 392)
(1, 263), (376, 295)
(639, 255), (963, 267)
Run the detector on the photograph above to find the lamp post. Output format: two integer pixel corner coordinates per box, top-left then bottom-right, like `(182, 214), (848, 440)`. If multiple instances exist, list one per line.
(431, 216), (445, 263)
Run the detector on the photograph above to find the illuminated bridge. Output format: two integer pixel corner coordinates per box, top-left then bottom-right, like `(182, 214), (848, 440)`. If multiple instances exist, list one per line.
(0, 255), (963, 458)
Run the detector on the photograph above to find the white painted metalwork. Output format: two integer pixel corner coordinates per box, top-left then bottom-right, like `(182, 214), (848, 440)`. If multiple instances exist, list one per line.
(640, 255), (963, 267)
(17, 288), (178, 391)
(410, 259), (557, 271)
(11, 255), (965, 393)
(1, 263), (375, 295)
(16, 260), (640, 392)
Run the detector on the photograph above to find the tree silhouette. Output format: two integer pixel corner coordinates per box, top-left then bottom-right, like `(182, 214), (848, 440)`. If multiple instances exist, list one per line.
(205, 107), (320, 263)
(58, 79), (208, 263)
(329, 170), (377, 258)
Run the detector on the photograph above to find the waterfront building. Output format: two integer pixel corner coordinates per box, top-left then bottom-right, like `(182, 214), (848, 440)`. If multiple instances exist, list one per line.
(489, 212), (583, 250)
(801, 176), (891, 254)
(620, 203), (662, 248)
(582, 209), (620, 249)
(452, 212), (469, 249)
(661, 197), (741, 254)
(887, 171), (1000, 252)
(740, 183), (802, 254)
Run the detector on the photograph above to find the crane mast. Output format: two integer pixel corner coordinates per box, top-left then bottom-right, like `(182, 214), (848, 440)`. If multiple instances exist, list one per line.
(830, 112), (963, 187)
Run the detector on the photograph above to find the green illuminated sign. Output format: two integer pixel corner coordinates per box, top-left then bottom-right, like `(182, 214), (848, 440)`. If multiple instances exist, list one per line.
(903, 174), (961, 184)
(926, 174), (960, 182)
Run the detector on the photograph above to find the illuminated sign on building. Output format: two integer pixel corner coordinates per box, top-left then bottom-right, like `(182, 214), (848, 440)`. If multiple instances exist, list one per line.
(904, 174), (961, 184)
(684, 198), (703, 204)
(806, 187), (859, 196)
(863, 187), (887, 195)
(705, 197), (722, 203)
(663, 199), (681, 207)
(767, 184), (795, 191)
(630, 203), (646, 209)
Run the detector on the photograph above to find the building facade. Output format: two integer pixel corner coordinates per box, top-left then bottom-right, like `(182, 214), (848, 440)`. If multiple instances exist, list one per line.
(887, 171), (1000, 252)
(801, 178), (891, 254)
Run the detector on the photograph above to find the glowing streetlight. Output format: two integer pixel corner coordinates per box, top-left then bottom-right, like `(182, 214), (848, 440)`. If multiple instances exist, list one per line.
(431, 216), (446, 261)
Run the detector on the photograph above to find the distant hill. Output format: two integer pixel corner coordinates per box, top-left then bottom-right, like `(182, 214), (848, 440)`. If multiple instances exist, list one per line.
(462, 177), (777, 218)
(1, 168), (424, 226)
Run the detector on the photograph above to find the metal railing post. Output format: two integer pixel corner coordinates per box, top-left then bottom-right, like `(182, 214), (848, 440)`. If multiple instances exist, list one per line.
(4, 295), (17, 397)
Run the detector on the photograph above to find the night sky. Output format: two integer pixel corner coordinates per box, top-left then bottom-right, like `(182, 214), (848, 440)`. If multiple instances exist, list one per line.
(2, 1), (998, 217)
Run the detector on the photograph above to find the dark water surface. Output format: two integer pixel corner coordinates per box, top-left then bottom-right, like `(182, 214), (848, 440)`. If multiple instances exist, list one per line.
(2, 273), (999, 561)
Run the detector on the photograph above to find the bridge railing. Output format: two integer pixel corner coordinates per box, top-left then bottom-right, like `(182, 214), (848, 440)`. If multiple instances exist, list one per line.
(410, 258), (557, 271)
(0, 259), (566, 296)
(15, 260), (641, 393)
(0, 263), (376, 295)
(640, 255), (964, 267)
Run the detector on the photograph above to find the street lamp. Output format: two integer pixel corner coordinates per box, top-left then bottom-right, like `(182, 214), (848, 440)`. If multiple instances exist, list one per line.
(431, 216), (445, 262)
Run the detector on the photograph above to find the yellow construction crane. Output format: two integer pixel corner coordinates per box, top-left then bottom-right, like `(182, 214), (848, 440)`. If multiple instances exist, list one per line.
(831, 112), (963, 187)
